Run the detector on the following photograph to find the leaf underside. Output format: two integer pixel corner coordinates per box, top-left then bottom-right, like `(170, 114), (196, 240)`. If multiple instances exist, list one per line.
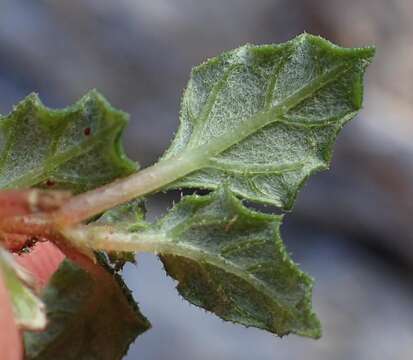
(0, 91), (149, 356)
(0, 34), (375, 352)
(76, 188), (321, 338)
(24, 259), (150, 360)
(0, 90), (136, 192)
(97, 199), (148, 267)
(165, 34), (374, 210)
(155, 188), (321, 338)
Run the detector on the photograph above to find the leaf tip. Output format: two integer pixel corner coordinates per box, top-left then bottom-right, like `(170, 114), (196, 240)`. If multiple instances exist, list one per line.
(293, 32), (376, 62)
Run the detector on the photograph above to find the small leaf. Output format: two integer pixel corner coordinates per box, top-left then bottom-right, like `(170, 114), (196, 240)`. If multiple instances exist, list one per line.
(24, 258), (151, 360)
(0, 90), (136, 192)
(164, 34), (374, 209)
(97, 198), (148, 232)
(97, 199), (148, 268)
(64, 188), (321, 338)
(0, 246), (46, 330)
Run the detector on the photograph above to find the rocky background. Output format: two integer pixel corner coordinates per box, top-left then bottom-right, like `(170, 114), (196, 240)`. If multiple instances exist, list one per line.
(1, 0), (412, 359)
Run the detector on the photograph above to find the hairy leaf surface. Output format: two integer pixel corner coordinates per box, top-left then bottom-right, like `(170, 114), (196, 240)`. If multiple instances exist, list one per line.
(164, 34), (374, 209)
(24, 259), (150, 360)
(157, 189), (320, 338)
(0, 90), (136, 192)
(97, 199), (148, 268)
(0, 91), (148, 356)
(97, 199), (148, 232)
(65, 188), (321, 338)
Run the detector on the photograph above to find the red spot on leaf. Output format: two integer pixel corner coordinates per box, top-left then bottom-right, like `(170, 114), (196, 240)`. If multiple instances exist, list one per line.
(46, 180), (55, 187)
(84, 127), (91, 136)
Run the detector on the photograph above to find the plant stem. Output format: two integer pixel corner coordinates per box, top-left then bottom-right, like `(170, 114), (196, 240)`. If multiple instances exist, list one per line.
(62, 225), (165, 254)
(50, 65), (344, 228)
(8, 65), (339, 230)
(52, 152), (204, 226)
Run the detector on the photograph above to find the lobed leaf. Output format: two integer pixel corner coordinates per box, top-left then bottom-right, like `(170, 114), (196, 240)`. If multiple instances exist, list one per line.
(157, 188), (321, 338)
(164, 34), (374, 209)
(65, 188), (321, 338)
(0, 34), (375, 350)
(0, 90), (136, 192)
(0, 91), (149, 357)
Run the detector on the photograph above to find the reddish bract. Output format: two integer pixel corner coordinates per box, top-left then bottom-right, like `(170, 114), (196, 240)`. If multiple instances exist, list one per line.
(0, 269), (23, 360)
(0, 242), (66, 360)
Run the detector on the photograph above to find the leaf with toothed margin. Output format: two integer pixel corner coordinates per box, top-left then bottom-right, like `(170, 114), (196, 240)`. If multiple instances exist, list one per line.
(23, 258), (151, 360)
(64, 188), (321, 338)
(0, 91), (148, 355)
(0, 90), (136, 192)
(157, 188), (321, 338)
(0, 246), (46, 331)
(163, 34), (374, 210)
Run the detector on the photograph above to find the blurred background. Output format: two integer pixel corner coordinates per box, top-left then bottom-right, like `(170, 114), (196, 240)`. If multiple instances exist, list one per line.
(1, 0), (413, 359)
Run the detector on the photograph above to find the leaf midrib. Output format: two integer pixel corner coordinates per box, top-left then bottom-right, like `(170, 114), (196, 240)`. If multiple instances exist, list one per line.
(68, 225), (299, 316)
(184, 62), (351, 168)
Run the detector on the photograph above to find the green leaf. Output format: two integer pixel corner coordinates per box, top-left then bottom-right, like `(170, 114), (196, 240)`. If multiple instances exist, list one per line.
(24, 259), (151, 360)
(64, 188), (321, 338)
(0, 246), (46, 330)
(97, 199), (148, 269)
(164, 34), (374, 209)
(158, 189), (320, 338)
(97, 198), (148, 232)
(0, 90), (150, 356)
(0, 90), (136, 192)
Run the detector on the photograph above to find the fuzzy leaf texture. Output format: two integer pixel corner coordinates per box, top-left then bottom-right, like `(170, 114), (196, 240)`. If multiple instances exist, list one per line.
(158, 189), (320, 338)
(97, 199), (148, 268)
(64, 188), (321, 338)
(164, 34), (374, 209)
(0, 90), (136, 191)
(24, 259), (150, 360)
(0, 91), (149, 357)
